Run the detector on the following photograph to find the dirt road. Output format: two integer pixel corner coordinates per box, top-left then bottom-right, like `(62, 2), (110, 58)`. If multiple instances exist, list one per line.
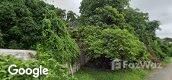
(148, 62), (172, 80)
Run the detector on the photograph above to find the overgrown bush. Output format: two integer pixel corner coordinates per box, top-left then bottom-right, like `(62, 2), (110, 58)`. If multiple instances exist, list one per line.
(0, 0), (66, 49)
(168, 45), (172, 57)
(0, 55), (76, 80)
(147, 39), (167, 60)
(75, 26), (148, 61)
(0, 56), (39, 80)
(79, 0), (170, 62)
(0, 16), (79, 79)
(38, 13), (79, 63)
(0, 0), (79, 80)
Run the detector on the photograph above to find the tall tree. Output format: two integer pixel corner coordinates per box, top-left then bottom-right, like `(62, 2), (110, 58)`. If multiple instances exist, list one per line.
(79, 0), (129, 27)
(0, 0), (67, 49)
(78, 0), (167, 60)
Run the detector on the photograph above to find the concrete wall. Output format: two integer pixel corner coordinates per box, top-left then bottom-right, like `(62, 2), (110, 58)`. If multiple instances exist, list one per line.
(0, 49), (36, 60)
(69, 53), (90, 75)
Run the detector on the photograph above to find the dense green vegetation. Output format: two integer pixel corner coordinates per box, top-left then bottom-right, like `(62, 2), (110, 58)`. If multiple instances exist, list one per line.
(74, 26), (148, 60)
(0, 0), (78, 80)
(73, 0), (172, 79)
(0, 55), (76, 80)
(0, 0), (172, 80)
(0, 0), (66, 49)
(77, 0), (170, 62)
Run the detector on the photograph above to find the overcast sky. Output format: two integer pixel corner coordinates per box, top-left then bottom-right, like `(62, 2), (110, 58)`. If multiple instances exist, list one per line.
(45, 0), (172, 38)
(131, 0), (172, 38)
(45, 0), (81, 14)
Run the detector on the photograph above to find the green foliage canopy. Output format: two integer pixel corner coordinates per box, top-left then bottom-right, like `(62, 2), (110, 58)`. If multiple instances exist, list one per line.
(75, 26), (148, 61)
(78, 0), (168, 60)
(0, 0), (66, 49)
(0, 0), (79, 80)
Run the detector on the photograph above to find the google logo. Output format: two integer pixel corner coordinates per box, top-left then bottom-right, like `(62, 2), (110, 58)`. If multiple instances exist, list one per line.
(8, 64), (48, 78)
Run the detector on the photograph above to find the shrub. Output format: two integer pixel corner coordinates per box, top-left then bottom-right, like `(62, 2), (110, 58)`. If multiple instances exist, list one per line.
(0, 0), (66, 49)
(0, 16), (79, 79)
(0, 0), (79, 80)
(0, 55), (76, 80)
(38, 15), (79, 63)
(75, 26), (148, 61)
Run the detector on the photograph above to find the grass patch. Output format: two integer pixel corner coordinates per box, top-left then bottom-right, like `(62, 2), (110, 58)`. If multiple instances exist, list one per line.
(74, 68), (150, 80)
(163, 57), (172, 64)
